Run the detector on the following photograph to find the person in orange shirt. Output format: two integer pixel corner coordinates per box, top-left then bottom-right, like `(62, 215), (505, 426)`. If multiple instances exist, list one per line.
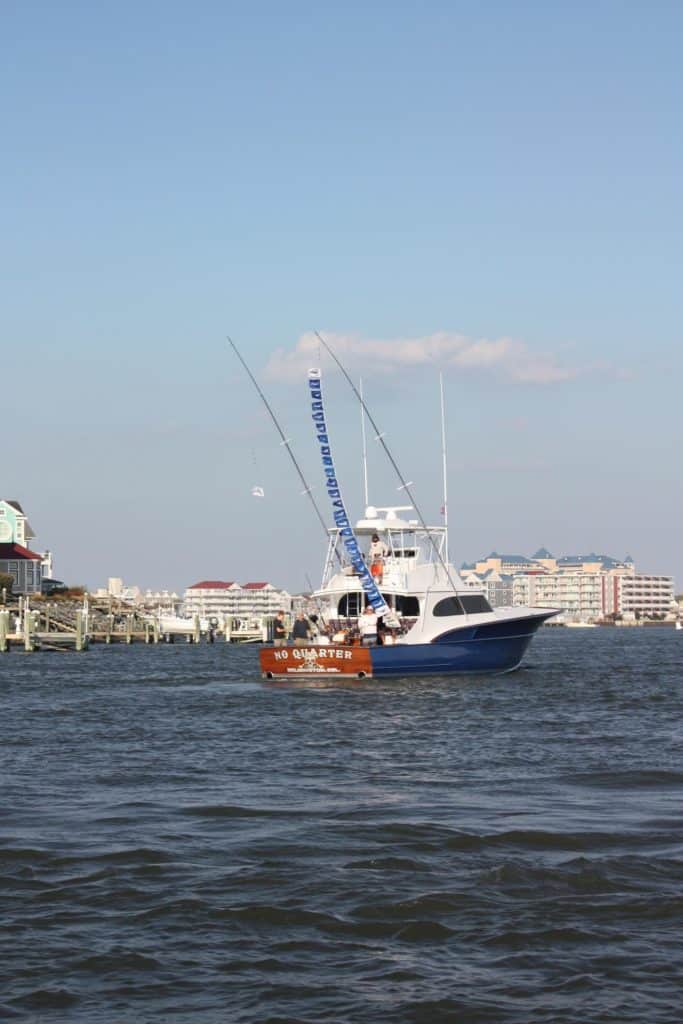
(368, 533), (389, 583)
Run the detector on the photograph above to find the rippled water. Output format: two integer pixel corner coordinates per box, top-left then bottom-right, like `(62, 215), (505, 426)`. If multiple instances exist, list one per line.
(1, 628), (681, 1023)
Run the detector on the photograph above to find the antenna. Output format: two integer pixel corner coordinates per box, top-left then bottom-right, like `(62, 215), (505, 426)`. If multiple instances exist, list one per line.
(314, 330), (463, 606)
(360, 377), (369, 508)
(439, 371), (449, 562)
(226, 337), (338, 557)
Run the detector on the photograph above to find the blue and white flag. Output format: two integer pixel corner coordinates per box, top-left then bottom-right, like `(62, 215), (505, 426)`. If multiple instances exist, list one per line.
(308, 368), (394, 622)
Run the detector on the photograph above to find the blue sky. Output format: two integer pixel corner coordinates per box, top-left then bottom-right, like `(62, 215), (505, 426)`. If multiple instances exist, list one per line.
(2, 1), (681, 592)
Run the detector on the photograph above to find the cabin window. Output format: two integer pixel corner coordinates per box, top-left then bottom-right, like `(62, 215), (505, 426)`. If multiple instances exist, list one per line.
(433, 597), (465, 617)
(337, 593), (363, 617)
(461, 594), (493, 614)
(433, 595), (492, 616)
(395, 595), (420, 617)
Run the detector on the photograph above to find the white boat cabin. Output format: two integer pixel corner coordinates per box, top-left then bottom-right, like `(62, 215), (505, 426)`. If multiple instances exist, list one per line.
(314, 505), (494, 636)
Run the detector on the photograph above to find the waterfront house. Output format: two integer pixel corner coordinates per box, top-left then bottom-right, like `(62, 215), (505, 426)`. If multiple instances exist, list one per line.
(0, 500), (35, 548)
(0, 500), (46, 595)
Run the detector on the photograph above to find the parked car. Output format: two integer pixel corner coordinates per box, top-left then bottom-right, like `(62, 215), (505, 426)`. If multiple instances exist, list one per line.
(41, 578), (68, 595)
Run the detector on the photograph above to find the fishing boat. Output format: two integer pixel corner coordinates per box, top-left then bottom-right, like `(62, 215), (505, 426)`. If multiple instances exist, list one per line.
(257, 360), (559, 680)
(261, 509), (557, 679)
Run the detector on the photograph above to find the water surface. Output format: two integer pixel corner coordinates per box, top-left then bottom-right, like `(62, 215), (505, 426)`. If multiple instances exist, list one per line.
(1, 628), (681, 1022)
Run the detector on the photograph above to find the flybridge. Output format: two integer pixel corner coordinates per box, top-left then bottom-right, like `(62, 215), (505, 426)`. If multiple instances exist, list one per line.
(308, 368), (395, 623)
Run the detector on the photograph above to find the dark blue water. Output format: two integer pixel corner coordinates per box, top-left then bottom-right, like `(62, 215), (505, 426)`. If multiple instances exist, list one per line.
(1, 628), (681, 1023)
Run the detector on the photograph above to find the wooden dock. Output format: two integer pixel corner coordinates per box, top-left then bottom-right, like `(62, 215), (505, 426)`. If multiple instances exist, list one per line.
(0, 600), (273, 653)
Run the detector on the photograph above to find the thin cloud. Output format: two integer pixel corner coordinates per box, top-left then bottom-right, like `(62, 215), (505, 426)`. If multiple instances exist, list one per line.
(265, 331), (580, 385)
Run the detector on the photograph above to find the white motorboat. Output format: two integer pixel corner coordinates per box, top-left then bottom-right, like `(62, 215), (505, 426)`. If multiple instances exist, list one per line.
(259, 366), (559, 680)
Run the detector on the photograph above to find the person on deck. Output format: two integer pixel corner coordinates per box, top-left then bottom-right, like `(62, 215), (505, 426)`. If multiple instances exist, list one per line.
(368, 533), (389, 584)
(273, 610), (287, 647)
(292, 613), (311, 646)
(358, 605), (378, 646)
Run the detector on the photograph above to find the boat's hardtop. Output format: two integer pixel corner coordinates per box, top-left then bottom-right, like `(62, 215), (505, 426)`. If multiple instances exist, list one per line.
(353, 505), (420, 531)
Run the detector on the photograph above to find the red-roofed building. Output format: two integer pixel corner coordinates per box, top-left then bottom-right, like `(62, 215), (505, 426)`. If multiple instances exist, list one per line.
(183, 580), (291, 619)
(0, 499), (55, 594)
(187, 581), (237, 590)
(0, 542), (43, 595)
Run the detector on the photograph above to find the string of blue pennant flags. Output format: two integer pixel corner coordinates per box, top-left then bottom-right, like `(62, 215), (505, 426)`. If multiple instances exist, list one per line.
(308, 368), (392, 619)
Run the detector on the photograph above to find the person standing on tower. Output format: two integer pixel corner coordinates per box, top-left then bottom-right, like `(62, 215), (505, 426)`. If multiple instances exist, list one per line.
(368, 533), (389, 584)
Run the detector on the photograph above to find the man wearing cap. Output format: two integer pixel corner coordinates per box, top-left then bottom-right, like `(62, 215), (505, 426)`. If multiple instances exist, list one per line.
(368, 533), (389, 583)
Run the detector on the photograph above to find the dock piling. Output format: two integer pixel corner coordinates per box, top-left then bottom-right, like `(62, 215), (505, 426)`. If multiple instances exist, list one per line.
(75, 611), (84, 652)
(24, 611), (35, 652)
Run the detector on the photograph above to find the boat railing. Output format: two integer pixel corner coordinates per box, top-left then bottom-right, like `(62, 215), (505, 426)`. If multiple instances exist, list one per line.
(321, 616), (417, 640)
(321, 524), (446, 588)
(381, 558), (415, 586)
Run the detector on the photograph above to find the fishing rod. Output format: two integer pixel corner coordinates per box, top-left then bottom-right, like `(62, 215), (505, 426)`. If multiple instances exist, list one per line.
(226, 337), (340, 561)
(304, 572), (329, 631)
(313, 330), (464, 605)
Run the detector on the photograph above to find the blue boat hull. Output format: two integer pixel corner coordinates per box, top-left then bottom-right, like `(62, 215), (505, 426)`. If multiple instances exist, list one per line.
(369, 613), (551, 677)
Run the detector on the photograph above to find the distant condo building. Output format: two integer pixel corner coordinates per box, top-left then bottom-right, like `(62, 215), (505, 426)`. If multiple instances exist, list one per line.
(461, 549), (675, 623)
(183, 580), (292, 620)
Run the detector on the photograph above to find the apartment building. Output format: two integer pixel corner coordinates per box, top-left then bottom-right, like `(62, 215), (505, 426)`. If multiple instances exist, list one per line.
(183, 580), (292, 620)
(462, 548), (674, 622)
(513, 572), (604, 621)
(462, 569), (515, 607)
(609, 574), (674, 618)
